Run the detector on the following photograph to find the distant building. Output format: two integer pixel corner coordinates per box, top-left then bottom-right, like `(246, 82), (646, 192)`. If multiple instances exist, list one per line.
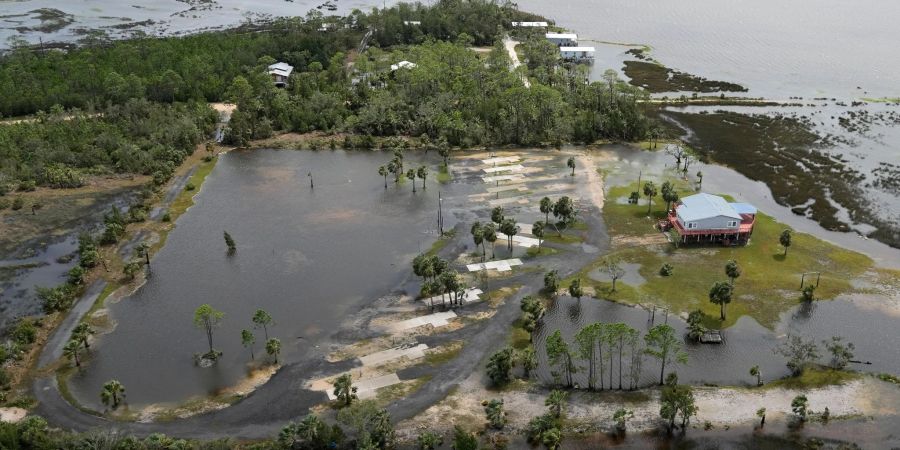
(267, 62), (293, 87)
(559, 46), (595, 61)
(545, 32), (577, 47)
(512, 21), (548, 28)
(664, 193), (757, 245)
(390, 60), (418, 71)
(403, 20), (421, 26)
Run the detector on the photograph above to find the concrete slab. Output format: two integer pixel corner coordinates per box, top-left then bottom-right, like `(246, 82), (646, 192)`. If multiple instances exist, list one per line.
(385, 311), (457, 332)
(359, 344), (428, 367)
(421, 288), (483, 306)
(501, 233), (540, 247)
(482, 174), (525, 183)
(483, 164), (524, 174)
(486, 185), (528, 194)
(466, 259), (523, 272)
(482, 156), (520, 165)
(321, 373), (403, 400)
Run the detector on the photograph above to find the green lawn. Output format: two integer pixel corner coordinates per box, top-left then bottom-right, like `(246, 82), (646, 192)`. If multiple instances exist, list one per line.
(580, 182), (875, 329)
(765, 366), (860, 389)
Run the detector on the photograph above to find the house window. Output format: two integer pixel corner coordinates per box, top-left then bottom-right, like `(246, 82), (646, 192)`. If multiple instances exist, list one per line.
(687, 222), (697, 229)
(727, 221), (737, 227)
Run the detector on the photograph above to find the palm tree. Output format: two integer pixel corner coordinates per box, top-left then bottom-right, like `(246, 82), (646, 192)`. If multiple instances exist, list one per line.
(568, 279), (583, 300)
(100, 380), (126, 409)
(725, 260), (741, 286)
(540, 197), (553, 225)
(378, 165), (388, 189)
(252, 309), (274, 341)
(500, 218), (519, 251)
(332, 373), (357, 406)
(471, 222), (485, 261)
(750, 365), (762, 386)
(545, 390), (568, 418)
(406, 169), (416, 192)
(566, 157), (576, 176)
(483, 223), (498, 259)
(532, 221), (545, 248)
(491, 206), (504, 226)
(266, 338), (282, 363)
(63, 340), (82, 368)
(72, 322), (95, 349)
(643, 181), (657, 214)
(417, 165), (428, 190)
(708, 281), (734, 321)
(241, 329), (255, 360)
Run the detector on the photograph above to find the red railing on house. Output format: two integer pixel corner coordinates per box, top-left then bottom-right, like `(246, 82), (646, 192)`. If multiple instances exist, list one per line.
(666, 212), (755, 236)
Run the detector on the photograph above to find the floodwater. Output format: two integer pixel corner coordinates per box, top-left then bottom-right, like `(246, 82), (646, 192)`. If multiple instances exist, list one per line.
(0, 0), (392, 48)
(517, 0), (900, 100)
(0, 236), (77, 332)
(67, 148), (465, 408)
(535, 293), (900, 388)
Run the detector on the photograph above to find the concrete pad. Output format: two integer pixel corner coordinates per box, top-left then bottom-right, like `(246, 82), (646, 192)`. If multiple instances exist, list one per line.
(482, 156), (520, 165)
(486, 185), (528, 194)
(385, 311), (457, 332)
(483, 164), (524, 174)
(487, 196), (530, 207)
(421, 288), (483, 306)
(482, 174), (525, 183)
(359, 344), (428, 367)
(321, 373), (403, 400)
(501, 233), (540, 247)
(466, 259), (523, 272)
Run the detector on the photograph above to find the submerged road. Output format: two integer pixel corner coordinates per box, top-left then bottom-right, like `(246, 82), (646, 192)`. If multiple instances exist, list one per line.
(32, 180), (609, 440)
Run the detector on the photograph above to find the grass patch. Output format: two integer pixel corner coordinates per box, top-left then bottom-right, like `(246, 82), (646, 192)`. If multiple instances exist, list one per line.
(168, 156), (217, 218)
(589, 182), (876, 328)
(437, 165), (452, 183)
(543, 232), (583, 245)
(861, 97), (900, 103)
(423, 341), (463, 366)
(623, 60), (747, 93)
(374, 374), (432, 406)
(425, 229), (456, 256)
(765, 366), (860, 389)
(509, 319), (532, 351)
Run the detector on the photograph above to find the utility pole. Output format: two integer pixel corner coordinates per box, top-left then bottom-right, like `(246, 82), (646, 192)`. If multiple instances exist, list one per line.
(308, 171), (314, 189)
(437, 191), (444, 235)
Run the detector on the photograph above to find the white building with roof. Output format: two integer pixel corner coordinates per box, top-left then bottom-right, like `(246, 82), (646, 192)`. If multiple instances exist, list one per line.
(545, 32), (577, 47)
(512, 21), (548, 28)
(390, 61), (418, 71)
(267, 62), (293, 87)
(560, 46), (595, 61)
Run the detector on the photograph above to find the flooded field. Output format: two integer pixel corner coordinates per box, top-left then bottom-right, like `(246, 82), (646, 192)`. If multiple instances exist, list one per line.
(0, 0), (390, 48)
(66, 148), (466, 408)
(534, 293), (900, 388)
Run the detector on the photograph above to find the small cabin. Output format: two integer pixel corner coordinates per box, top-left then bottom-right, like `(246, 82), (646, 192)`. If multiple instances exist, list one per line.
(560, 46), (595, 61)
(664, 193), (757, 245)
(545, 32), (577, 47)
(267, 62), (294, 87)
(512, 21), (548, 28)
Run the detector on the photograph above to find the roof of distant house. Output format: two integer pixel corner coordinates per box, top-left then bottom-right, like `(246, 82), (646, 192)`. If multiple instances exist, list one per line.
(560, 46), (595, 52)
(546, 32), (577, 40)
(390, 60), (417, 71)
(267, 62), (294, 77)
(678, 193), (743, 221)
(512, 21), (548, 27)
(730, 202), (758, 215)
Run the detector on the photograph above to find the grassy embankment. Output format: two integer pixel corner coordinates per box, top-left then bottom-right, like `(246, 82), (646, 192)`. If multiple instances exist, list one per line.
(575, 176), (877, 329)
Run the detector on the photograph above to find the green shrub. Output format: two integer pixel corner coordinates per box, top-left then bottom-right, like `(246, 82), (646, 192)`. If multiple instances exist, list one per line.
(11, 319), (38, 345)
(660, 263), (674, 276)
(0, 198), (10, 210)
(162, 212), (171, 222)
(185, 182), (195, 191)
(11, 197), (24, 210)
(17, 180), (36, 192)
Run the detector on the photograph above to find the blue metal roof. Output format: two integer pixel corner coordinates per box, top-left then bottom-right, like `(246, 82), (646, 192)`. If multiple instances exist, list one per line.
(729, 203), (758, 215)
(678, 193), (742, 221)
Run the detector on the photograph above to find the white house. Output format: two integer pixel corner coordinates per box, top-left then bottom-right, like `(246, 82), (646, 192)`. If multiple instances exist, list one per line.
(545, 32), (577, 47)
(512, 21), (548, 28)
(559, 46), (595, 61)
(267, 62), (294, 87)
(403, 20), (421, 26)
(390, 60), (418, 71)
